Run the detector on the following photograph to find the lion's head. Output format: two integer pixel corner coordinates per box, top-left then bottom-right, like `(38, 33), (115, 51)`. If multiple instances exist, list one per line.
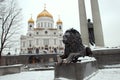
(61, 28), (85, 59)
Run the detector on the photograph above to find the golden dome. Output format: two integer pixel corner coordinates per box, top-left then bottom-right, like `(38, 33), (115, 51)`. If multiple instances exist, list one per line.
(28, 17), (34, 23)
(37, 9), (53, 18)
(56, 18), (62, 24)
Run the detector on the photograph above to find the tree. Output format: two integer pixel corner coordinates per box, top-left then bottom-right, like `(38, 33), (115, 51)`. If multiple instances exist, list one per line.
(0, 0), (22, 65)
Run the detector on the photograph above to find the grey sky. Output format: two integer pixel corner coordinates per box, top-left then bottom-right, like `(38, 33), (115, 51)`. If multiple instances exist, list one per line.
(18, 0), (120, 47)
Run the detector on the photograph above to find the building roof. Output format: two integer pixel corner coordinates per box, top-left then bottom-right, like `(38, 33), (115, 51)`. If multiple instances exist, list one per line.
(37, 9), (53, 19)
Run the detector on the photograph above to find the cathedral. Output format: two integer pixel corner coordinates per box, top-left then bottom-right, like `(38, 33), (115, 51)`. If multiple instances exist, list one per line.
(1, 5), (65, 66)
(20, 6), (64, 55)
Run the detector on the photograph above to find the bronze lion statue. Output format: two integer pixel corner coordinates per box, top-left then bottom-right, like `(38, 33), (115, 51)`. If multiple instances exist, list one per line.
(57, 28), (93, 64)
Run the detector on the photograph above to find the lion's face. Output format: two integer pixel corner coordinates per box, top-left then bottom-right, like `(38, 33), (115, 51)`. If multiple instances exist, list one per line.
(63, 29), (81, 44)
(63, 32), (71, 44)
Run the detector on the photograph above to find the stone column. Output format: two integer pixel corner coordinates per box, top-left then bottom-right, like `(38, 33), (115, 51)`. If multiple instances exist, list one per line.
(90, 0), (104, 46)
(78, 0), (89, 46)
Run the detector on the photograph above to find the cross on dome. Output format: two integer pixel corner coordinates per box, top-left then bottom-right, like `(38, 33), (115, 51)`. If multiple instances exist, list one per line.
(44, 3), (46, 10)
(28, 14), (34, 23)
(37, 4), (53, 18)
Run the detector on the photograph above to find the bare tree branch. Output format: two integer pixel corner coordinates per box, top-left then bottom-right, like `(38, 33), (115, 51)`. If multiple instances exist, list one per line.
(0, 0), (22, 65)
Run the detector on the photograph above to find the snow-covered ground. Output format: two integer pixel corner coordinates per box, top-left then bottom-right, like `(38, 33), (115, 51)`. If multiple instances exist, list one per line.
(0, 68), (120, 80)
(89, 69), (120, 80)
(0, 70), (54, 80)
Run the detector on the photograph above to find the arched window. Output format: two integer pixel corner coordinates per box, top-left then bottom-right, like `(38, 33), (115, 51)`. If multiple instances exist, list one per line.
(51, 24), (52, 27)
(44, 22), (46, 27)
(44, 39), (49, 45)
(48, 23), (50, 27)
(36, 32), (39, 35)
(28, 50), (32, 54)
(29, 25), (32, 27)
(41, 22), (43, 27)
(54, 39), (56, 45)
(54, 32), (56, 35)
(29, 34), (31, 36)
(36, 48), (39, 54)
(60, 40), (62, 45)
(36, 39), (39, 45)
(59, 26), (62, 29)
(29, 25), (32, 30)
(38, 23), (40, 27)
(23, 41), (25, 47)
(45, 31), (48, 34)
(29, 40), (32, 47)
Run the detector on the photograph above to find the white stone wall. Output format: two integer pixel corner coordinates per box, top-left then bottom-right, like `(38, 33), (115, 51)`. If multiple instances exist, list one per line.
(36, 17), (54, 28)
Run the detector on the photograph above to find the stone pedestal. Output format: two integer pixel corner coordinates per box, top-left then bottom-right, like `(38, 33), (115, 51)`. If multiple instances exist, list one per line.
(55, 60), (98, 80)
(0, 64), (22, 75)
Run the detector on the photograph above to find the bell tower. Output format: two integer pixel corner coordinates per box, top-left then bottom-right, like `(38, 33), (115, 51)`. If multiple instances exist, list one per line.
(56, 16), (63, 30)
(28, 16), (34, 31)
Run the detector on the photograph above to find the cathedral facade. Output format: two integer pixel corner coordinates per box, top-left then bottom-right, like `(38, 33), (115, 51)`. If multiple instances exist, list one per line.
(20, 7), (64, 55)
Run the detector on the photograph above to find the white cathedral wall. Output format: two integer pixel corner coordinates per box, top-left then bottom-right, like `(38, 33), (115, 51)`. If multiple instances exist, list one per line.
(20, 37), (64, 54)
(36, 17), (54, 28)
(20, 29), (64, 54)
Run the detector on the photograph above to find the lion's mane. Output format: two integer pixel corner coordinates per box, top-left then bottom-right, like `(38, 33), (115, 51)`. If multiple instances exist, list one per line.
(61, 28), (85, 59)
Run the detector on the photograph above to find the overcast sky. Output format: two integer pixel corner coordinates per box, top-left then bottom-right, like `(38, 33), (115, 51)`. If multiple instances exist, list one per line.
(17, 0), (120, 47)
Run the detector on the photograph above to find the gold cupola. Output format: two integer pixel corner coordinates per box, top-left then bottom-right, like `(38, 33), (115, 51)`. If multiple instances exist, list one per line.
(37, 4), (53, 19)
(28, 17), (34, 23)
(56, 18), (62, 24)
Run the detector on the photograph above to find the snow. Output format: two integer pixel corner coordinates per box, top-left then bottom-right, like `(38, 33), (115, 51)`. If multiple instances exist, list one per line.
(89, 69), (120, 80)
(1, 67), (120, 80)
(92, 47), (120, 51)
(55, 77), (71, 80)
(29, 67), (54, 71)
(104, 64), (120, 68)
(78, 56), (96, 63)
(0, 64), (23, 68)
(0, 70), (54, 80)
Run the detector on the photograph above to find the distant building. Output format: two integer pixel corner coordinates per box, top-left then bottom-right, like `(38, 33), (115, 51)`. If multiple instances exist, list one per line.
(20, 7), (64, 55)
